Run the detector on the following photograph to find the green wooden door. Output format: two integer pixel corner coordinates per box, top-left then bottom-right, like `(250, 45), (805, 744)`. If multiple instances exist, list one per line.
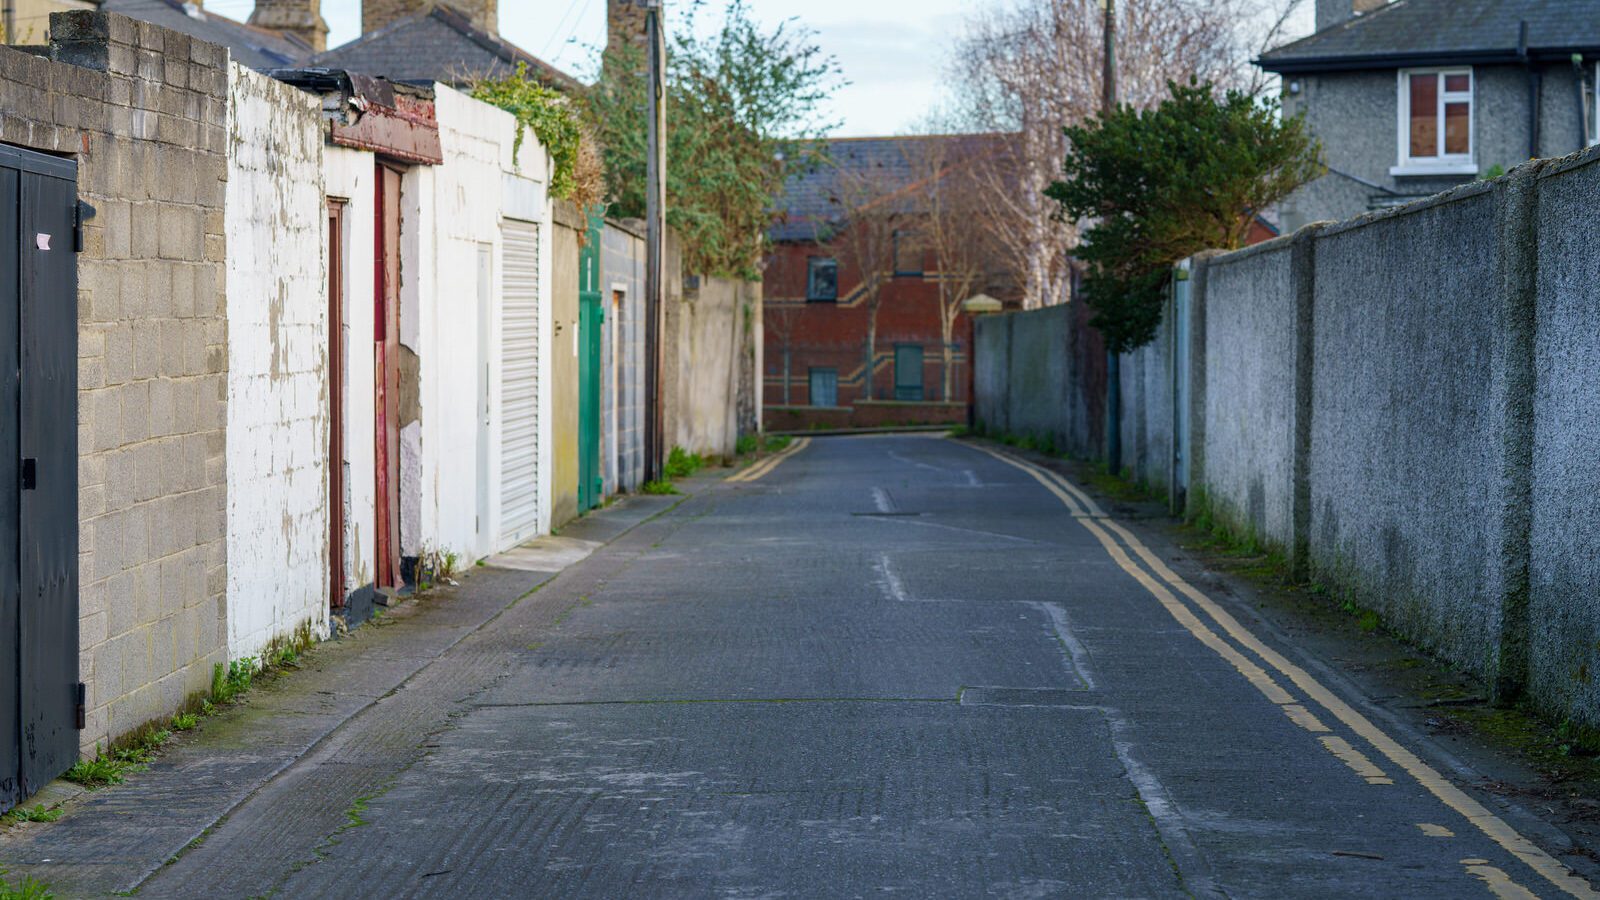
(578, 209), (603, 512)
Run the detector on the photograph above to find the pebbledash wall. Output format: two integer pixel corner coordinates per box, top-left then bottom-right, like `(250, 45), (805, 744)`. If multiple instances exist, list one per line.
(978, 145), (1600, 725)
(0, 11), (233, 753)
(224, 62), (329, 660)
(973, 298), (1107, 461)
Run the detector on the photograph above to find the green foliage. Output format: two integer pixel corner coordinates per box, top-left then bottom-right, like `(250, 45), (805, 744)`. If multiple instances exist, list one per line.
(171, 711), (199, 732)
(665, 446), (706, 479)
(64, 747), (126, 787)
(1, 805), (60, 826)
(471, 63), (587, 201)
(0, 869), (51, 900)
(736, 434), (759, 456)
(211, 658), (255, 705)
(585, 1), (840, 278)
(762, 434), (793, 453)
(642, 480), (681, 495)
(1047, 80), (1322, 352)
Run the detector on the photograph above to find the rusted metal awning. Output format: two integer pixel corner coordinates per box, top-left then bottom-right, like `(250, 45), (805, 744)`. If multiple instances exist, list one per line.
(269, 68), (444, 166)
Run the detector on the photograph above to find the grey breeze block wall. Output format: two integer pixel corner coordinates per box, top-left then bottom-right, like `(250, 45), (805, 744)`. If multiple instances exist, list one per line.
(600, 220), (644, 494)
(0, 11), (231, 754)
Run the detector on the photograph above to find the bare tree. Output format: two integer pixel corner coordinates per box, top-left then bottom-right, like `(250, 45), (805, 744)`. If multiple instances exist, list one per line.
(831, 161), (903, 403)
(900, 135), (991, 402)
(947, 0), (1306, 310)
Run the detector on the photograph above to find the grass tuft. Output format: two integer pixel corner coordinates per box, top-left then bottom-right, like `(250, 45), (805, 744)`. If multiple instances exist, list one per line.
(664, 446), (706, 479)
(642, 479), (680, 495)
(0, 868), (52, 900)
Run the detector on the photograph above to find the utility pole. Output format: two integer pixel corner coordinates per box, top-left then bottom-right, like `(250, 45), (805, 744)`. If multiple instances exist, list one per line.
(642, 0), (667, 482)
(2, 0), (13, 45)
(1101, 0), (1122, 477)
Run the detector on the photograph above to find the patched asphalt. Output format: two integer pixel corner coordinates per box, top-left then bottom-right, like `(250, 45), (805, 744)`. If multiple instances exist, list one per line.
(15, 435), (1597, 898)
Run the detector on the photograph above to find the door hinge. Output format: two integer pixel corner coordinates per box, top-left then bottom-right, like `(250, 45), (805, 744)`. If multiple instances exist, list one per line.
(74, 683), (86, 730)
(19, 458), (35, 490)
(73, 200), (97, 253)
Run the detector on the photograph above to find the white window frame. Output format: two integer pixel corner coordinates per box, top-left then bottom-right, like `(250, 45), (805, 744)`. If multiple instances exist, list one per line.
(1392, 67), (1477, 176)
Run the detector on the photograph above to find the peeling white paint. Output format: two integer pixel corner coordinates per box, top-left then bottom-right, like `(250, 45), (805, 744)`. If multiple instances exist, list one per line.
(224, 63), (331, 657)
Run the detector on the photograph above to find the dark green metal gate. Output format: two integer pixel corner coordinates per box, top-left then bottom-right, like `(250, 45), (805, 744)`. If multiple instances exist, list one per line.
(1, 145), (81, 812)
(578, 209), (604, 513)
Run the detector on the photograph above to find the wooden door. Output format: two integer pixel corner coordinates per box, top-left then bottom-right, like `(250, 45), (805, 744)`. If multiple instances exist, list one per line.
(374, 165), (402, 590)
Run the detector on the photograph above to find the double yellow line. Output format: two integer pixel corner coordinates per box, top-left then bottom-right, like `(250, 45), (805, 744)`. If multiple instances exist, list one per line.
(727, 437), (812, 483)
(971, 442), (1597, 900)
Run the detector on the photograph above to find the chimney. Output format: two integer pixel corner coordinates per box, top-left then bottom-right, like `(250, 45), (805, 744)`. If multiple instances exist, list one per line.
(363, 1), (497, 36)
(607, 0), (649, 55)
(250, 0), (329, 53)
(1315, 0), (1387, 32)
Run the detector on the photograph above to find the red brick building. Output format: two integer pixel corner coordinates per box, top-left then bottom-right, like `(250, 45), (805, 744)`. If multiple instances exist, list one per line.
(762, 136), (1019, 430)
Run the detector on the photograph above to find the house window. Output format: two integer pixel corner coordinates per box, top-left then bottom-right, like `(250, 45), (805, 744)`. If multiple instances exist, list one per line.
(893, 230), (924, 277)
(807, 257), (838, 302)
(808, 367), (838, 407)
(1395, 68), (1474, 174)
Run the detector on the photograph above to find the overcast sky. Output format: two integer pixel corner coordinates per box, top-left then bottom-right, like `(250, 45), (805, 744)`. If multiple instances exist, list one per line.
(225, 1), (1313, 138)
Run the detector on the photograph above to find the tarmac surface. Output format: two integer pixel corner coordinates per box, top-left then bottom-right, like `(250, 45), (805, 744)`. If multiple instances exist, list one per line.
(7, 434), (1598, 898)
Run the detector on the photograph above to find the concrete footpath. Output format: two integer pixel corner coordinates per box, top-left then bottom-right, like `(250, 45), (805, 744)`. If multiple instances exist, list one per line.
(0, 486), (690, 897)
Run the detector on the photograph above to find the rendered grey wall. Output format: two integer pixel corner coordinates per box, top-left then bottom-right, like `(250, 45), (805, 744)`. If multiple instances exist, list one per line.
(973, 311), (1013, 436)
(1201, 242), (1296, 549)
(1308, 185), (1506, 673)
(1004, 305), (1069, 445)
(1529, 152), (1600, 725)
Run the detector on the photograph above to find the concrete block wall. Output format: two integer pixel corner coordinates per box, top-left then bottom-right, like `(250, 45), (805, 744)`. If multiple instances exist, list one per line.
(1, 11), (234, 753)
(601, 220), (645, 494)
(223, 62), (328, 661)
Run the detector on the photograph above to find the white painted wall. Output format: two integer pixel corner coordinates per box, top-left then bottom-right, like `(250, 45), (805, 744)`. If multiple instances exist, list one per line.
(224, 63), (330, 657)
(324, 146), (379, 599)
(416, 85), (551, 563)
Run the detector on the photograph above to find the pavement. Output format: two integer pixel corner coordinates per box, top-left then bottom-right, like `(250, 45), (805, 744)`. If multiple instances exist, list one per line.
(4, 434), (1598, 898)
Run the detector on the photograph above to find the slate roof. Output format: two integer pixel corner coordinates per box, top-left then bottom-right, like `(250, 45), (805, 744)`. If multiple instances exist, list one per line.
(101, 0), (312, 70)
(1260, 0), (1600, 73)
(311, 6), (578, 91)
(771, 134), (1008, 243)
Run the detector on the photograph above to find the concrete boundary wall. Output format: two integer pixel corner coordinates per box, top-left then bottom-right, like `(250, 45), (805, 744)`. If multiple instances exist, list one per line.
(224, 63), (328, 661)
(975, 143), (1600, 725)
(973, 300), (1105, 460)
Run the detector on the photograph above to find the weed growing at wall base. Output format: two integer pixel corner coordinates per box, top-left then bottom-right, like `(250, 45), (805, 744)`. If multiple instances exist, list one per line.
(0, 868), (51, 900)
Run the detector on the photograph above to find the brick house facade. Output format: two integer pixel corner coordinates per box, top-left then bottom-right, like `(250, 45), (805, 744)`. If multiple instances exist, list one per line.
(762, 136), (1019, 429)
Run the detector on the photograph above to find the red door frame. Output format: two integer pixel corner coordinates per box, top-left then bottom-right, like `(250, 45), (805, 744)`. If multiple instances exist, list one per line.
(374, 164), (403, 590)
(327, 200), (347, 608)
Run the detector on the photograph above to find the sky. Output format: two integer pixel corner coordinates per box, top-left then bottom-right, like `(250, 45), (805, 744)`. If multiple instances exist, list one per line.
(210, 1), (1314, 138)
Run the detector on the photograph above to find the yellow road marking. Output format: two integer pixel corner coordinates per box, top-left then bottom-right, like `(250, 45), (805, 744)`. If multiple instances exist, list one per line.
(966, 443), (1595, 899)
(1320, 735), (1391, 783)
(1465, 858), (1545, 900)
(1421, 823), (1457, 838)
(727, 437), (811, 483)
(1283, 704), (1332, 733)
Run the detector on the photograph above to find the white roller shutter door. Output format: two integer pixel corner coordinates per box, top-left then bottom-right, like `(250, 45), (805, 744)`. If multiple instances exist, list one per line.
(500, 219), (540, 547)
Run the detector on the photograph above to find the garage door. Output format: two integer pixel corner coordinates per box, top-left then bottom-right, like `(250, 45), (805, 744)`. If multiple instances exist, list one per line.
(500, 219), (540, 548)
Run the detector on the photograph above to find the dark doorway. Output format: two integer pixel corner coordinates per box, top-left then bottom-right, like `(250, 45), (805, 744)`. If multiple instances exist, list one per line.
(0, 145), (80, 812)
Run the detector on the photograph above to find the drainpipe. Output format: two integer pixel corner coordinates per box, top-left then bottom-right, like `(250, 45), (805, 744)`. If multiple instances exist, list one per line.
(1521, 21), (1542, 159)
(2, 1), (13, 44)
(1574, 54), (1591, 150)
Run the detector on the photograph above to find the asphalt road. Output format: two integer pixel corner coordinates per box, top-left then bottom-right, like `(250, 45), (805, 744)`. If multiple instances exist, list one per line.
(136, 435), (1598, 898)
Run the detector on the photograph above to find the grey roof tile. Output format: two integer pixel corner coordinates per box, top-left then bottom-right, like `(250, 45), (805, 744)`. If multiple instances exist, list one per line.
(311, 7), (578, 90)
(102, 0), (311, 70)
(1261, 0), (1600, 71)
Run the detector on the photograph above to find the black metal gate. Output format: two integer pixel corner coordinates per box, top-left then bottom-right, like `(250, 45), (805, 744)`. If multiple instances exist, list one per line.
(0, 144), (80, 812)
